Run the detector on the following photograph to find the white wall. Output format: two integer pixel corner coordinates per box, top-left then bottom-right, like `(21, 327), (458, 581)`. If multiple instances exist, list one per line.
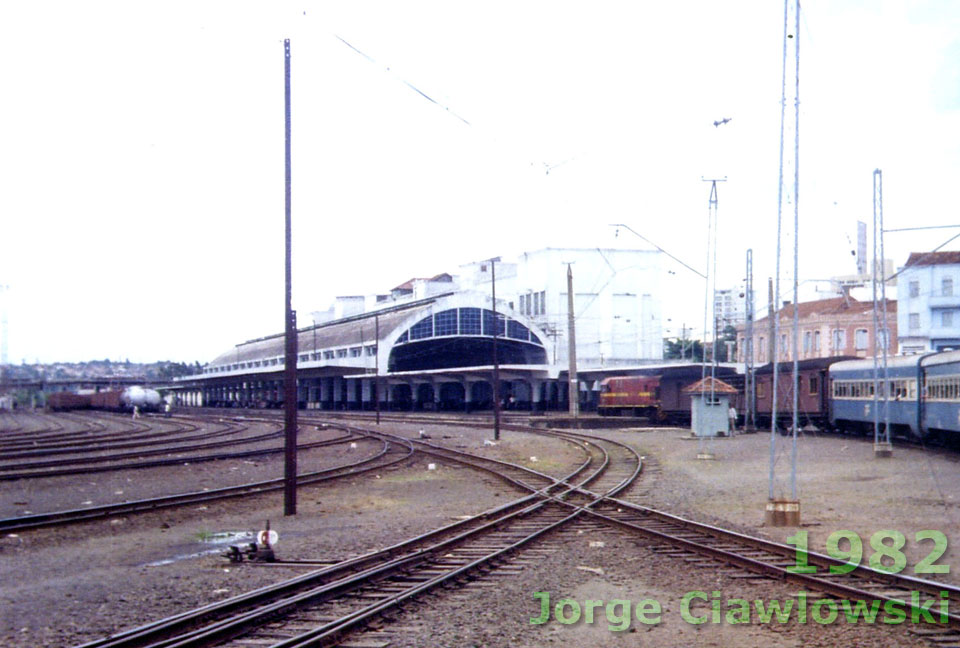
(461, 248), (663, 366)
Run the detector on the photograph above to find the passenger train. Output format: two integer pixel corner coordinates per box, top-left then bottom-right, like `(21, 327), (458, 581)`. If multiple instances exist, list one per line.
(829, 350), (960, 441)
(598, 350), (960, 442)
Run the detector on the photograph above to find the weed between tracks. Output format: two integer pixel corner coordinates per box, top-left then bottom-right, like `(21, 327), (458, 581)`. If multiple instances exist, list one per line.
(376, 470), (444, 484)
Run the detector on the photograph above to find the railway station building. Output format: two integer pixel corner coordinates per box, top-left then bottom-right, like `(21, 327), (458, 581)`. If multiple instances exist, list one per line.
(172, 247), (666, 410)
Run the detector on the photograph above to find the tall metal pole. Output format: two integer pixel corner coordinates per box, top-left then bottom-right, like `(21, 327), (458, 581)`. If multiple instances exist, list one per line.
(699, 184), (712, 454)
(375, 314), (381, 425)
(768, 0), (801, 521)
(745, 250), (755, 431)
(879, 170), (890, 445)
(283, 39), (298, 516)
(871, 171), (880, 447)
(491, 259), (501, 440)
(567, 264), (579, 418)
(703, 179), (725, 402)
(875, 168), (892, 456)
(768, 274), (778, 500)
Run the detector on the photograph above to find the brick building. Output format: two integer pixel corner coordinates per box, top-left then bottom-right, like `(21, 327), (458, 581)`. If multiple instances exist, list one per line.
(736, 295), (897, 363)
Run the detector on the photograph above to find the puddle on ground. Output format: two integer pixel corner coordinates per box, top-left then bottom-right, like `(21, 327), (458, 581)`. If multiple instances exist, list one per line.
(143, 530), (254, 567)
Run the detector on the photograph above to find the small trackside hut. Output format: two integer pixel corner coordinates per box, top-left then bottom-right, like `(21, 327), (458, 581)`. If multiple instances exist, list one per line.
(683, 377), (739, 437)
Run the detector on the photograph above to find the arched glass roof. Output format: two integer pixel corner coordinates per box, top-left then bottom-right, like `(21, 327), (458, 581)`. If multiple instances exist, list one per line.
(395, 308), (543, 346)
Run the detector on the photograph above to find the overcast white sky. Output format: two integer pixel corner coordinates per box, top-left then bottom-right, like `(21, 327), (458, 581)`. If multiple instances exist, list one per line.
(2, 1), (959, 364)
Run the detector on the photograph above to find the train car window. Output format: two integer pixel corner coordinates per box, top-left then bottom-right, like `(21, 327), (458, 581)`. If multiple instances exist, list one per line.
(808, 376), (818, 395)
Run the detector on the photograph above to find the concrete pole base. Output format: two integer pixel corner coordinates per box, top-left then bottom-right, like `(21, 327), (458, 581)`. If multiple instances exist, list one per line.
(696, 452), (715, 460)
(765, 499), (800, 526)
(874, 442), (893, 458)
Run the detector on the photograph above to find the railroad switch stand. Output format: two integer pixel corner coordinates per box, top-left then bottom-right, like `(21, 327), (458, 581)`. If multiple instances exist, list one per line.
(224, 542), (276, 563)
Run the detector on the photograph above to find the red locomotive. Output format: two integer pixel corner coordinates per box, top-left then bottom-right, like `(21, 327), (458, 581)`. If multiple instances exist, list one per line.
(597, 376), (660, 417)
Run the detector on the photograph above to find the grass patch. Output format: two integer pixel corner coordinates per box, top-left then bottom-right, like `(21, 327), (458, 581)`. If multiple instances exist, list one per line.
(377, 469), (445, 484)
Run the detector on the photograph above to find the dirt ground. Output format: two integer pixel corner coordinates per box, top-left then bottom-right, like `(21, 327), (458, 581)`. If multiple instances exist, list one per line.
(607, 427), (960, 586)
(2, 417), (958, 647)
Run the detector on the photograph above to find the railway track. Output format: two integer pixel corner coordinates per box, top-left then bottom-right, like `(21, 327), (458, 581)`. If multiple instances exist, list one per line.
(0, 430), (408, 533)
(0, 414), (213, 455)
(74, 419), (640, 648)
(312, 414), (960, 646)
(0, 410), (93, 441)
(18, 409), (959, 646)
(0, 416), (353, 481)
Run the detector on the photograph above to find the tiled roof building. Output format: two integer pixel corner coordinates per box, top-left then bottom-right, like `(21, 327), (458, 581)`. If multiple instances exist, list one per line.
(735, 295), (897, 362)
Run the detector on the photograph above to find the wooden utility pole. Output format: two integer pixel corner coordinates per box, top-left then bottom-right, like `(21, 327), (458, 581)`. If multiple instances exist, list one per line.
(283, 39), (298, 516)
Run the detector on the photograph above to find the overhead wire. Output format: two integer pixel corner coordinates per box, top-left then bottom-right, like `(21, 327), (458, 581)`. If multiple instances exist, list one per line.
(334, 35), (472, 127)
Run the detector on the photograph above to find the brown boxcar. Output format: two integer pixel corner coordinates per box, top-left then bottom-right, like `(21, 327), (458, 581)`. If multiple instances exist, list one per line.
(753, 356), (856, 428)
(46, 392), (91, 411)
(89, 389), (124, 410)
(650, 365), (743, 424)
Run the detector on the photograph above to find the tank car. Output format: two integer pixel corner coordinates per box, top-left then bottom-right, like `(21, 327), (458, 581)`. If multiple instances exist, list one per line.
(89, 387), (162, 412)
(121, 386), (162, 411)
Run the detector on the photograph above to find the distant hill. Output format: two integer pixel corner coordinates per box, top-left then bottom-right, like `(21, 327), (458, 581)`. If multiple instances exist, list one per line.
(2, 360), (203, 382)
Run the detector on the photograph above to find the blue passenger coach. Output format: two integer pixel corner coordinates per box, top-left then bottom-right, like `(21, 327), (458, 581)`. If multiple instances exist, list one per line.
(829, 355), (924, 439)
(919, 350), (960, 438)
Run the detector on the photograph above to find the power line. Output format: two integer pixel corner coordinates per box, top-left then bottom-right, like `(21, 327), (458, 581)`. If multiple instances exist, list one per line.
(335, 35), (472, 127)
(609, 223), (706, 279)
